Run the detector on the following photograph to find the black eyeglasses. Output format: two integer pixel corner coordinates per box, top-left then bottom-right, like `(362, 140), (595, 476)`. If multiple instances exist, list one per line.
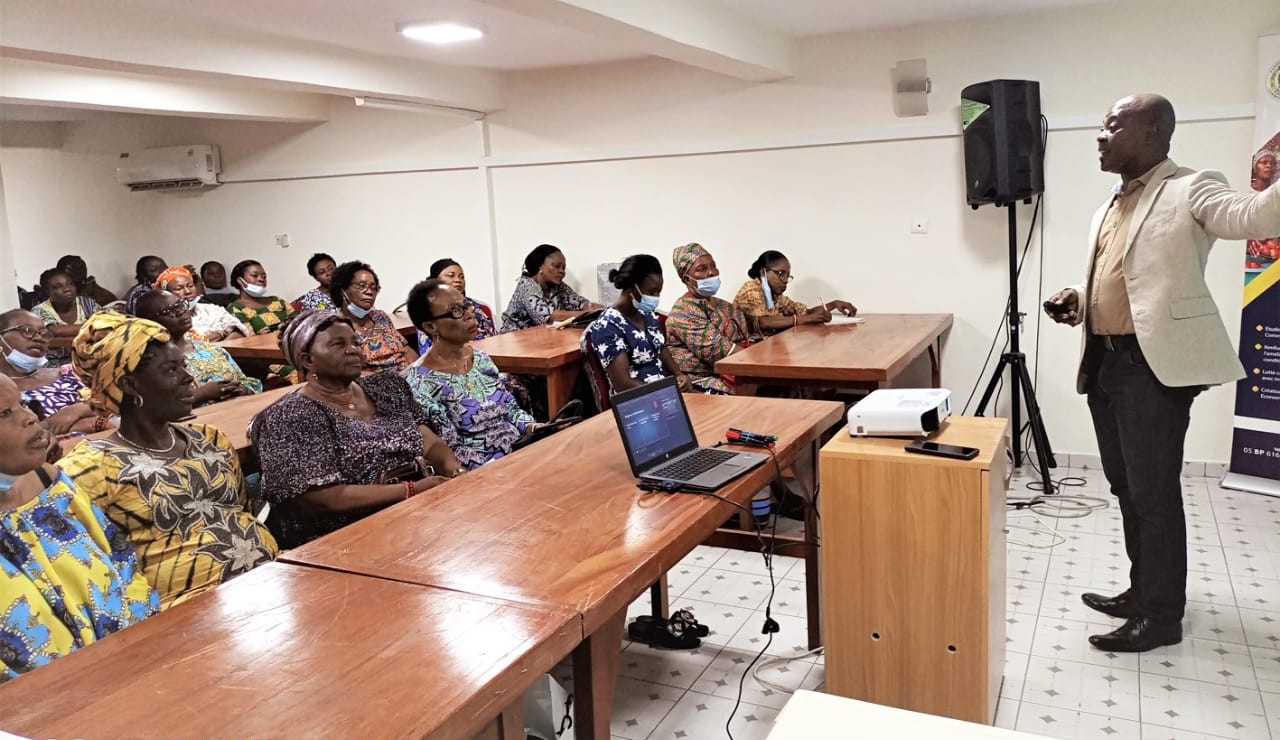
(1, 326), (54, 341)
(350, 282), (381, 294)
(157, 303), (191, 318)
(427, 302), (470, 321)
(766, 267), (794, 283)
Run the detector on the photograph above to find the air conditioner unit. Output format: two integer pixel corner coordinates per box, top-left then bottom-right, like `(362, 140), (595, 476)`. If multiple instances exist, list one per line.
(116, 145), (221, 191)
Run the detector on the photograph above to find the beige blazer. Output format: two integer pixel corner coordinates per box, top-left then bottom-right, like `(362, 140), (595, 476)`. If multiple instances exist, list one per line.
(1071, 159), (1280, 393)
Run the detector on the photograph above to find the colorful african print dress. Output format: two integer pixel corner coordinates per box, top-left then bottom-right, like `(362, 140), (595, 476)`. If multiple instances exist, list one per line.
(732, 279), (807, 320)
(59, 424), (278, 609)
(1, 468), (159, 681)
(291, 287), (334, 312)
(585, 307), (670, 390)
(33, 297), (100, 364)
(19, 365), (88, 418)
(665, 295), (752, 395)
(500, 275), (590, 333)
(416, 297), (496, 354)
(185, 340), (263, 401)
(355, 310), (412, 373)
(402, 349), (534, 471)
(226, 297), (298, 383)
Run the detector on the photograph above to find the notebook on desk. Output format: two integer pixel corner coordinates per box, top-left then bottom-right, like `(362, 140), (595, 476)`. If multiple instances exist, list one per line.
(610, 376), (767, 492)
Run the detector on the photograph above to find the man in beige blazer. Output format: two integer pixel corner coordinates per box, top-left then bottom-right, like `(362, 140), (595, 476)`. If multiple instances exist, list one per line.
(1047, 94), (1280, 652)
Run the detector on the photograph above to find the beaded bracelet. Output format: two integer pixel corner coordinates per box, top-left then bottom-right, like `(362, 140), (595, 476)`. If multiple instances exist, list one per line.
(404, 481), (416, 500)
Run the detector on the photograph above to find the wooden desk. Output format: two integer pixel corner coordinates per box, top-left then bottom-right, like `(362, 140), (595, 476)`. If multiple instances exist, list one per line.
(0, 562), (579, 740)
(283, 393), (843, 740)
(471, 325), (584, 414)
(715, 313), (953, 394)
(218, 312), (417, 364)
(819, 416), (1008, 724)
(59, 384), (298, 456)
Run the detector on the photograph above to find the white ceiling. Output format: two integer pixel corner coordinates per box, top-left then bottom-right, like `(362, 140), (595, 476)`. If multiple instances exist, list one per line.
(0, 0), (1119, 119)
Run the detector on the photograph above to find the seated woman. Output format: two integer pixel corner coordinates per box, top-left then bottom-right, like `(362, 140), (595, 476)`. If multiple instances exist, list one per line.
(403, 279), (536, 470)
(292, 253), (338, 311)
(253, 310), (461, 548)
(0, 309), (105, 436)
(56, 254), (117, 306)
(226, 259), (297, 383)
(59, 312), (278, 609)
(330, 261), (417, 373)
(585, 254), (692, 394)
(134, 290), (262, 406)
(733, 250), (856, 332)
(153, 265), (247, 342)
(199, 261), (237, 307)
(415, 258), (496, 354)
(123, 255), (167, 315)
(500, 243), (602, 333)
(32, 269), (100, 365)
(666, 243), (754, 395)
(0, 374), (159, 681)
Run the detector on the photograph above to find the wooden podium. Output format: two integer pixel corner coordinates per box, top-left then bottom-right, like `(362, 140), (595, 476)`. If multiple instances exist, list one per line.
(819, 416), (1008, 724)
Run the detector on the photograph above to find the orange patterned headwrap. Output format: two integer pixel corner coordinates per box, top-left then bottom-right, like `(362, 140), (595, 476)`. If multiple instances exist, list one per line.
(672, 242), (710, 279)
(153, 266), (193, 291)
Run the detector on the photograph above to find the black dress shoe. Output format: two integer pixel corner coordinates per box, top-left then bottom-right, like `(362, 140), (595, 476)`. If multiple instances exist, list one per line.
(1088, 617), (1181, 653)
(1081, 591), (1141, 619)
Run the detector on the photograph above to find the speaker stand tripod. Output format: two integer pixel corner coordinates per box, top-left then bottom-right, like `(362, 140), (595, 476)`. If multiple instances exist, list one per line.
(974, 202), (1057, 492)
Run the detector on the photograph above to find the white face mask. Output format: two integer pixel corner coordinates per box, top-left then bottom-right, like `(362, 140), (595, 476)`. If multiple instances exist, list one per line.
(344, 293), (372, 319)
(760, 276), (774, 310)
(241, 280), (267, 298)
(1, 337), (48, 374)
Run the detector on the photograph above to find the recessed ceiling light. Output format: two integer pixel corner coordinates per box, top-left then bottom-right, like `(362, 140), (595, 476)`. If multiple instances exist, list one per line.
(398, 22), (484, 44)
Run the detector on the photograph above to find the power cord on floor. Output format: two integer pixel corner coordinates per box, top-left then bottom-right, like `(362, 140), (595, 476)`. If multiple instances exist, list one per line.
(752, 646), (825, 693)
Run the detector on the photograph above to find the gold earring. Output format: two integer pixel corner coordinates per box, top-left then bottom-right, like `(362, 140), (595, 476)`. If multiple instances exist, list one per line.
(133, 395), (144, 409)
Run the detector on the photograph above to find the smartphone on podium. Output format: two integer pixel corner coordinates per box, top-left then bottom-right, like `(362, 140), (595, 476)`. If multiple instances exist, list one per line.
(904, 439), (980, 460)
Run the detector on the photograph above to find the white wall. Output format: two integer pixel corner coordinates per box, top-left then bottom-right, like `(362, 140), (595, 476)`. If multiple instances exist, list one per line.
(1, 0), (1276, 464)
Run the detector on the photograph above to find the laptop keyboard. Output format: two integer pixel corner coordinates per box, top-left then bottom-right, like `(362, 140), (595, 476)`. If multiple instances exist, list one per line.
(650, 448), (737, 480)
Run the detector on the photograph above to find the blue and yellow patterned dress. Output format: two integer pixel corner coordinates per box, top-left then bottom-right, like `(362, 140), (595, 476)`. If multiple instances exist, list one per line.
(0, 467), (159, 681)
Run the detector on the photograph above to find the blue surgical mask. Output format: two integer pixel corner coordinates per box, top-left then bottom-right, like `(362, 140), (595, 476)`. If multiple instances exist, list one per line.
(345, 294), (371, 319)
(694, 276), (721, 297)
(761, 276), (774, 310)
(632, 292), (661, 313)
(0, 472), (16, 493)
(189, 295), (203, 304)
(1, 338), (48, 374)
(241, 280), (267, 298)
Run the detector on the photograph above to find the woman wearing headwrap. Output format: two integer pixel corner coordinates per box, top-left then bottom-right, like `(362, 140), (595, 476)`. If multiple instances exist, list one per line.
(153, 265), (247, 342)
(665, 243), (755, 395)
(0, 373), (158, 681)
(58, 312), (277, 609)
(134, 289), (262, 406)
(252, 309), (461, 548)
(732, 250), (856, 333)
(500, 244), (602, 333)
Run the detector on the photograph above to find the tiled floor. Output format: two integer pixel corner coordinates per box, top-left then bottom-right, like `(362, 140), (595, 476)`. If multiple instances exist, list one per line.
(548, 466), (1280, 740)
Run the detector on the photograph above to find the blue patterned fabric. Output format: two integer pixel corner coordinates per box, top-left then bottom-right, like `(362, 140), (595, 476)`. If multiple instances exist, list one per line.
(402, 349), (534, 470)
(585, 307), (669, 390)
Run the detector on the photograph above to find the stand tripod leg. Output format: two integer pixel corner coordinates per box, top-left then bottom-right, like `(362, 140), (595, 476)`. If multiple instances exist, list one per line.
(975, 354), (1022, 467)
(1014, 358), (1056, 491)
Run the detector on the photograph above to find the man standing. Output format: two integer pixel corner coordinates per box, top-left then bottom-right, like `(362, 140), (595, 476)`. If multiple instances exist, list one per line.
(1046, 94), (1280, 652)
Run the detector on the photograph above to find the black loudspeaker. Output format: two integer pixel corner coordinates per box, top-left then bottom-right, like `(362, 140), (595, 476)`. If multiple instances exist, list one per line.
(962, 79), (1044, 208)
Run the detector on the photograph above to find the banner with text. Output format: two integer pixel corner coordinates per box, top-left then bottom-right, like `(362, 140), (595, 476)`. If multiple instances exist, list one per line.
(1227, 32), (1280, 491)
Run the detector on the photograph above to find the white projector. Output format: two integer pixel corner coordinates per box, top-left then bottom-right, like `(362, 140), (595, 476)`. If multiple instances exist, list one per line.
(848, 388), (952, 437)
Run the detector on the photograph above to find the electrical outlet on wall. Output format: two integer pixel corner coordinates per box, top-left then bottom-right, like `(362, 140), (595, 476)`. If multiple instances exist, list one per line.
(274, 233), (290, 248)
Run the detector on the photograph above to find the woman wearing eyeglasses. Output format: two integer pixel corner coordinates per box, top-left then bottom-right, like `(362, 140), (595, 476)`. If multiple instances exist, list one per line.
(0, 309), (106, 436)
(732, 250), (856, 333)
(402, 279), (536, 470)
(133, 290), (261, 406)
(330, 261), (417, 374)
(152, 266), (247, 342)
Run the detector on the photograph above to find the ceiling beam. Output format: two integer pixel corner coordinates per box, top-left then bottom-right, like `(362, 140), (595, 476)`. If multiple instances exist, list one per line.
(0, 0), (505, 112)
(480, 0), (796, 81)
(0, 58), (331, 122)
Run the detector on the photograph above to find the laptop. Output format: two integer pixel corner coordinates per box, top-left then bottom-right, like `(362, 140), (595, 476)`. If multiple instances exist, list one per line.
(610, 376), (768, 492)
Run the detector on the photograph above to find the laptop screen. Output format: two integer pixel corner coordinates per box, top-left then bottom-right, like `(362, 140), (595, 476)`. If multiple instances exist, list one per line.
(613, 379), (697, 471)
